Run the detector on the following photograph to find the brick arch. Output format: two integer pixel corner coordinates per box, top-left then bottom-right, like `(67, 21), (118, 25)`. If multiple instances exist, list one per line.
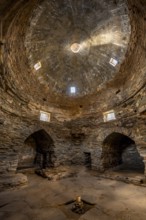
(21, 125), (55, 143)
(102, 128), (132, 141)
(17, 129), (55, 170)
(25, 129), (54, 153)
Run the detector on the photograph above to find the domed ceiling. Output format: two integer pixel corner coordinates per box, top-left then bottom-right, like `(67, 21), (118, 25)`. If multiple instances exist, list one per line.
(25, 0), (131, 98)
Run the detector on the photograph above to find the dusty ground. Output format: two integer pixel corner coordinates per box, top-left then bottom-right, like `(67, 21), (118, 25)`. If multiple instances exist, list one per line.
(0, 166), (146, 220)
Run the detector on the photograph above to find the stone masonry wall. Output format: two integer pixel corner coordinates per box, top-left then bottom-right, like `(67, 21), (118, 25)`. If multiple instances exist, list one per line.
(0, 89), (146, 175)
(0, 0), (146, 187)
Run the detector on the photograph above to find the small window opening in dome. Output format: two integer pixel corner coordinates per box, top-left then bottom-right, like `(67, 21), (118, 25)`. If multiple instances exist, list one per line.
(70, 43), (81, 53)
(109, 58), (118, 67)
(40, 111), (50, 122)
(103, 110), (116, 122)
(34, 61), (42, 70)
(70, 86), (76, 94)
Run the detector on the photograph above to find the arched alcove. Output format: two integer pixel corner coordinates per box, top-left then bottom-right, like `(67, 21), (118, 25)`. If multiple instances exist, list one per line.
(17, 129), (55, 170)
(101, 132), (144, 173)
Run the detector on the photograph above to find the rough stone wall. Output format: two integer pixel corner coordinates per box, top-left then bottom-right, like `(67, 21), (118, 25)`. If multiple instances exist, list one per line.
(17, 136), (36, 170)
(61, 108), (146, 172)
(0, 99), (146, 175)
(0, 0), (146, 183)
(122, 146), (144, 171)
(0, 112), (67, 173)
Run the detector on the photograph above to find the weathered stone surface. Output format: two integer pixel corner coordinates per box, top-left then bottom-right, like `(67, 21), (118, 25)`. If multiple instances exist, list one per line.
(0, 0), (146, 188)
(1, 168), (146, 219)
(35, 166), (77, 180)
(0, 173), (28, 191)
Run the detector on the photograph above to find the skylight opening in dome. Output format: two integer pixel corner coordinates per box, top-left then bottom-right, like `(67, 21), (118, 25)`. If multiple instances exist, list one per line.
(40, 111), (50, 122)
(70, 86), (76, 94)
(34, 61), (42, 70)
(109, 58), (118, 67)
(103, 110), (116, 122)
(70, 43), (81, 53)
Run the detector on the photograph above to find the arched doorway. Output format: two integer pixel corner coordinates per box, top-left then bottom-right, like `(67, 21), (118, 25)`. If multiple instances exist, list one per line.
(101, 132), (144, 173)
(17, 129), (55, 170)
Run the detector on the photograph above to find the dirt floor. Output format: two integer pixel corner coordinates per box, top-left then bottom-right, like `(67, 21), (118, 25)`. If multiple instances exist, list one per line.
(0, 166), (146, 220)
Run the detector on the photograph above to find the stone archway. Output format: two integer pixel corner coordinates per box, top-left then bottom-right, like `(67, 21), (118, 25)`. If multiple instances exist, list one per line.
(17, 129), (55, 170)
(101, 132), (144, 173)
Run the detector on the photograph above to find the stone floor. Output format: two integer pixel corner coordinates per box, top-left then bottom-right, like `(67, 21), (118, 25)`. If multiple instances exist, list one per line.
(0, 166), (146, 220)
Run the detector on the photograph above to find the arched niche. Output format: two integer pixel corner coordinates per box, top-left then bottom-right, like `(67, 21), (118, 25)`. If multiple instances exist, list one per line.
(17, 129), (55, 170)
(101, 132), (144, 173)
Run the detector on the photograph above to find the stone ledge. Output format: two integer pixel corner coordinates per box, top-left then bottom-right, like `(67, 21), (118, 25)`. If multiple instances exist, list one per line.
(97, 173), (146, 187)
(35, 166), (78, 181)
(0, 173), (28, 192)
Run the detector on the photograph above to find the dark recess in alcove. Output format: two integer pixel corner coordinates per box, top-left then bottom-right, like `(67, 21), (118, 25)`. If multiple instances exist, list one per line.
(84, 152), (91, 169)
(101, 132), (144, 173)
(17, 129), (55, 170)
